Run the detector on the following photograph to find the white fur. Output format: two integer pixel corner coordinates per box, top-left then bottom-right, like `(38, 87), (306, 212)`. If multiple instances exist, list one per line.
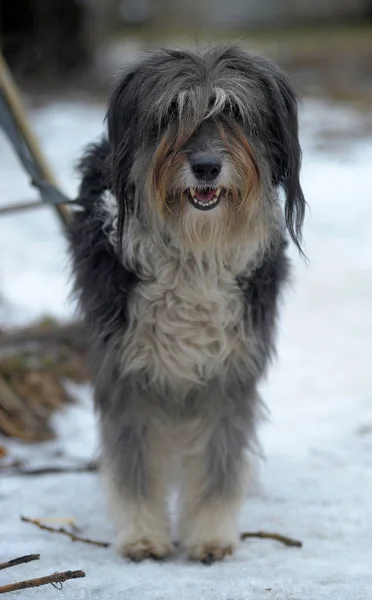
(100, 191), (278, 393)
(179, 497), (241, 560)
(109, 490), (173, 560)
(101, 422), (174, 560)
(102, 409), (248, 560)
(123, 249), (249, 390)
(176, 87), (243, 121)
(178, 427), (247, 559)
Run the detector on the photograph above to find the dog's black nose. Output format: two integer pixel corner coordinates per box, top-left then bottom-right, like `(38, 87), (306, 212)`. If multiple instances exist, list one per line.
(190, 154), (222, 181)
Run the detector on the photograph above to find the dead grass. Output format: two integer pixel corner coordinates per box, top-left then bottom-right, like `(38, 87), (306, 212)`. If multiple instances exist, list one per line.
(0, 318), (88, 442)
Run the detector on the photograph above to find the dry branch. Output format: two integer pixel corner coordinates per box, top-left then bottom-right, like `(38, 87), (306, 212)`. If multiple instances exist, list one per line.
(0, 555), (40, 571)
(0, 200), (46, 217)
(6, 461), (97, 477)
(0, 375), (53, 441)
(0, 569), (85, 594)
(0, 322), (86, 353)
(21, 516), (110, 548)
(20, 516), (301, 552)
(0, 459), (24, 471)
(240, 530), (302, 548)
(0, 320), (89, 441)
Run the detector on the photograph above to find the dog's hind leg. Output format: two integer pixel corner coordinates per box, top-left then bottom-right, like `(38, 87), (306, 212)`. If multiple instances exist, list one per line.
(98, 399), (173, 561)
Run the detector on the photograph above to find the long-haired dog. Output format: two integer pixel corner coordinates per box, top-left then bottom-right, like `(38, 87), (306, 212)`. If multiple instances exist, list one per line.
(69, 45), (305, 564)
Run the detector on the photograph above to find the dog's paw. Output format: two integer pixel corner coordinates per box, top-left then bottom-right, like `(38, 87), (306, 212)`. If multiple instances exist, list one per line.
(117, 536), (173, 562)
(188, 541), (235, 564)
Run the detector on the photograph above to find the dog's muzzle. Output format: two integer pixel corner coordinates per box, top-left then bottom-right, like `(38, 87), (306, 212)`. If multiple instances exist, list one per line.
(187, 153), (223, 211)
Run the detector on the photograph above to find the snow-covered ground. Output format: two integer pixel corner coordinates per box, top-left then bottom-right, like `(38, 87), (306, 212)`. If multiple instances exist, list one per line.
(1, 98), (372, 599)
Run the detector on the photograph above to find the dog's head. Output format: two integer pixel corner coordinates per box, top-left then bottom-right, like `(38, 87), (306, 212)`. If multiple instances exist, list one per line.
(107, 45), (305, 253)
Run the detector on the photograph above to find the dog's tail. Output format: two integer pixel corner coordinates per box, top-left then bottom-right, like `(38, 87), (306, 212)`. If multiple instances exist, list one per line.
(75, 138), (111, 211)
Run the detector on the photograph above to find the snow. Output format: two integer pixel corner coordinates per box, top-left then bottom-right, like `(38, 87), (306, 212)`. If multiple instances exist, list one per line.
(1, 98), (372, 599)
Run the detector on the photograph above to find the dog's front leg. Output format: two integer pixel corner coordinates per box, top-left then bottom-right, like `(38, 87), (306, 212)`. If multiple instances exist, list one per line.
(178, 383), (255, 563)
(99, 405), (173, 562)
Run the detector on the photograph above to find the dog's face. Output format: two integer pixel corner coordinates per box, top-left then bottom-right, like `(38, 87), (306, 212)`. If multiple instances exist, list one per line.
(166, 119), (249, 214)
(149, 113), (261, 248)
(107, 46), (305, 252)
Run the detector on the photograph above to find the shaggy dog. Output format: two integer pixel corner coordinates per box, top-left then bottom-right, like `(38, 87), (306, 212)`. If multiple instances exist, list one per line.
(69, 45), (305, 564)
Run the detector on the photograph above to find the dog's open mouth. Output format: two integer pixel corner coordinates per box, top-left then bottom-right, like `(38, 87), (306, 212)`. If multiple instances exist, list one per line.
(187, 187), (221, 211)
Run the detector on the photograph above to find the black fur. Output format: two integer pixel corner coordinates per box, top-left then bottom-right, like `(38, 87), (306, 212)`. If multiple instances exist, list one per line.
(238, 239), (290, 362)
(69, 141), (137, 343)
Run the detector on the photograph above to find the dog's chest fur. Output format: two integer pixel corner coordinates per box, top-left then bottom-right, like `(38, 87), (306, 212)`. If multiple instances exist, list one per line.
(121, 237), (254, 389)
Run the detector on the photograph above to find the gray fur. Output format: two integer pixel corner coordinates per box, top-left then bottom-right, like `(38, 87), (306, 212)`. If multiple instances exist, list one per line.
(69, 45), (303, 562)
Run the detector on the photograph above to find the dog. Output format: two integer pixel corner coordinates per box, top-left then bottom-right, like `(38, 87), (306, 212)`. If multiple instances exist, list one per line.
(69, 44), (305, 564)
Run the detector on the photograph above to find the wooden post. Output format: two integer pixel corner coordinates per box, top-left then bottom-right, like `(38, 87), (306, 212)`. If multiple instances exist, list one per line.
(0, 52), (70, 229)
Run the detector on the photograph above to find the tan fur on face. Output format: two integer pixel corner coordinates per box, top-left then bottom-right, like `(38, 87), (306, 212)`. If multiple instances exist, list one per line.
(146, 121), (195, 222)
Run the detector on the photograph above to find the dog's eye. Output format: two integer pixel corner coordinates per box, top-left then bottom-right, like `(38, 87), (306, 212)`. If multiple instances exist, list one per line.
(157, 101), (178, 130)
(227, 100), (243, 122)
(168, 100), (178, 117)
(207, 96), (216, 111)
(149, 101), (179, 140)
(162, 101), (178, 129)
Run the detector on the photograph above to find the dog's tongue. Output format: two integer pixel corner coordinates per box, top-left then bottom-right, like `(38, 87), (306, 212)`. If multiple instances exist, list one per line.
(195, 189), (217, 203)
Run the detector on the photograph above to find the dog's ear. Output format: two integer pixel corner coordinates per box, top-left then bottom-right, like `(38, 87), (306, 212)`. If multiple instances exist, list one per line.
(106, 64), (143, 198)
(105, 64), (143, 246)
(263, 64), (306, 253)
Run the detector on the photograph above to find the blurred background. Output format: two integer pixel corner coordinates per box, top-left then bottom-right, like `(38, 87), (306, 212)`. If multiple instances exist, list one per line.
(0, 0), (371, 444)
(0, 0), (371, 488)
(1, 4), (372, 596)
(1, 0), (372, 98)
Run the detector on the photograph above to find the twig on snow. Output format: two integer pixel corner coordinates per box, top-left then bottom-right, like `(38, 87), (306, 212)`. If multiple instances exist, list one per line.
(0, 459), (24, 472)
(0, 555), (40, 572)
(19, 516), (301, 553)
(33, 517), (80, 529)
(240, 530), (302, 548)
(6, 461), (97, 476)
(0, 569), (85, 594)
(21, 516), (110, 548)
